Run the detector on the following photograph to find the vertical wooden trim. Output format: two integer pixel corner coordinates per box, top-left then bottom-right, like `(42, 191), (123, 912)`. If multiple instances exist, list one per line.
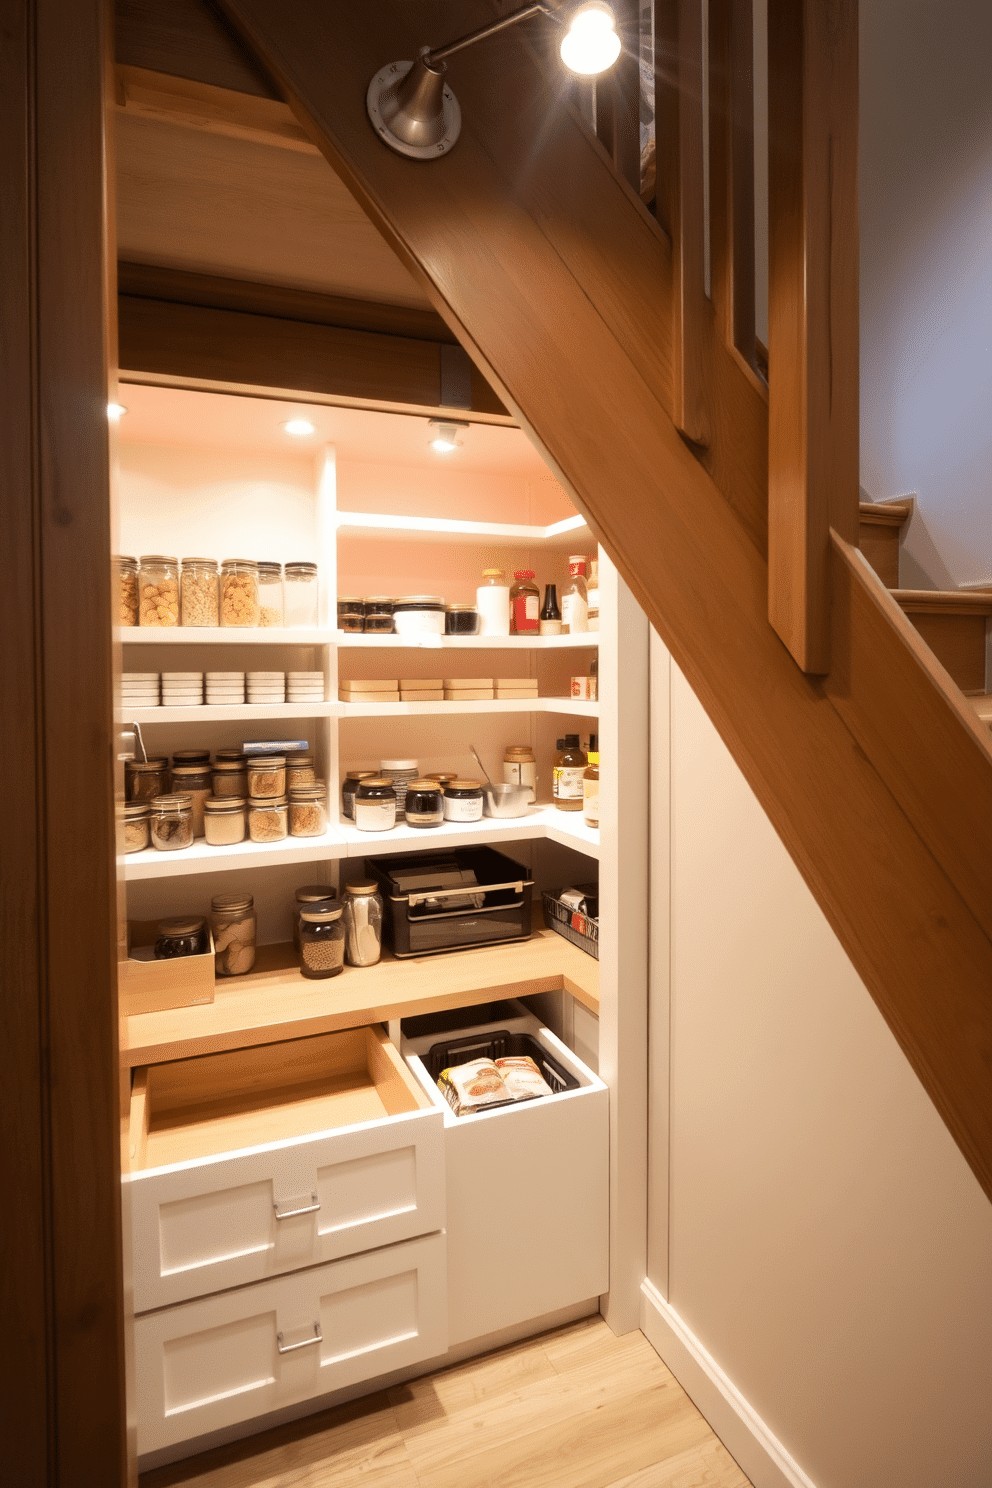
(767, 0), (859, 673)
(1, 0), (129, 1482)
(709, 0), (757, 365)
(672, 0), (710, 444)
(595, 0), (642, 193)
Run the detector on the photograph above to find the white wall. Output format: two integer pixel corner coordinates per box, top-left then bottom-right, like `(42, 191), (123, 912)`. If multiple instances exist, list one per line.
(860, 0), (992, 588)
(652, 656), (992, 1488)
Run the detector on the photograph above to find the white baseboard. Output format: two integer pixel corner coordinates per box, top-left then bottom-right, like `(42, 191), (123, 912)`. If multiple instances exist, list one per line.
(640, 1280), (817, 1488)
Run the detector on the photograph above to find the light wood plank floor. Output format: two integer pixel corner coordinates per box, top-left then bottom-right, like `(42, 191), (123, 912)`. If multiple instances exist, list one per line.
(141, 1314), (752, 1488)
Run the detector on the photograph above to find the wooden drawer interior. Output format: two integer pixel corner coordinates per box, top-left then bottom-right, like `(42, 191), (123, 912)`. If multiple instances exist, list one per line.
(129, 1026), (431, 1172)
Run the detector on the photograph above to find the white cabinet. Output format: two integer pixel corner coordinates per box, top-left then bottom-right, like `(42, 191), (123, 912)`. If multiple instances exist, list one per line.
(126, 1026), (444, 1312)
(135, 1230), (446, 1454)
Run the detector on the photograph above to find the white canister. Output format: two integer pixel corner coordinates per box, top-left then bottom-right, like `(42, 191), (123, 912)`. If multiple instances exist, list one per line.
(442, 779), (485, 822)
(503, 745), (537, 803)
(476, 568), (510, 636)
(392, 597), (445, 636)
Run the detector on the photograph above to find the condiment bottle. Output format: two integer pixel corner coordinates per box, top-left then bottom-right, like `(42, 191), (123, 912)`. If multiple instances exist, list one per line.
(476, 567), (510, 636)
(539, 584), (563, 635)
(503, 744), (537, 802)
(553, 734), (587, 813)
(583, 745), (600, 828)
(510, 569), (540, 633)
(586, 559), (600, 632)
(561, 555), (589, 633)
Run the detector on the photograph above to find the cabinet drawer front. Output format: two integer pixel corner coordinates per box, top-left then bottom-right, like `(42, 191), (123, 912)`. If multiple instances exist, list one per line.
(130, 1106), (444, 1312)
(135, 1232), (447, 1456)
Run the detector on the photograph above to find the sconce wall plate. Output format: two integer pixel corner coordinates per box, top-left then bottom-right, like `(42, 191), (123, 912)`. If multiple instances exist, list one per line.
(367, 54), (462, 159)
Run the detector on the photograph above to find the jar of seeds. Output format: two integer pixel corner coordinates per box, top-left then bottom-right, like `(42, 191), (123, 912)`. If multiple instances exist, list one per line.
(248, 795), (288, 842)
(123, 800), (150, 853)
(220, 558), (260, 627)
(289, 783), (327, 837)
(293, 884), (336, 951)
(210, 892), (256, 976)
(299, 902), (345, 979)
(257, 561), (283, 627)
(116, 556), (139, 626)
(149, 794), (194, 851)
(180, 557), (220, 627)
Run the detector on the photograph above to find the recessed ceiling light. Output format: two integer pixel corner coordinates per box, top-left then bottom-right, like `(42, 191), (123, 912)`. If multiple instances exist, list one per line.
(282, 418), (316, 437)
(107, 402), (127, 421)
(428, 418), (469, 453)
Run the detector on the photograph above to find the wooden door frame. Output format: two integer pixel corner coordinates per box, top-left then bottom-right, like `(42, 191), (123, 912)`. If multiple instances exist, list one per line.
(1, 1), (130, 1482)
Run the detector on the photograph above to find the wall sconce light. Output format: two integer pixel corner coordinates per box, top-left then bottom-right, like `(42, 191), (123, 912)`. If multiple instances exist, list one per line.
(367, 2), (621, 159)
(428, 418), (469, 452)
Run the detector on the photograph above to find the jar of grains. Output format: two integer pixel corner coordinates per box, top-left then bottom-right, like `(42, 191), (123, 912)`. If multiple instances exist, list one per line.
(293, 884), (336, 951)
(248, 795), (288, 842)
(246, 754), (286, 799)
(126, 758), (168, 802)
(138, 556), (180, 627)
(289, 783), (327, 837)
(123, 800), (150, 853)
(211, 759), (248, 798)
(299, 902), (345, 979)
(116, 556), (139, 625)
(169, 764), (212, 837)
(180, 557), (220, 627)
(210, 892), (256, 976)
(286, 751), (316, 790)
(283, 561), (319, 628)
(220, 558), (260, 627)
(257, 561), (283, 627)
(203, 795), (247, 846)
(149, 794), (194, 851)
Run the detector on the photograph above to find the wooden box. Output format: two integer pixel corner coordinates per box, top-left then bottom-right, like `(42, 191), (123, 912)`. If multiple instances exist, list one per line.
(120, 919), (216, 1018)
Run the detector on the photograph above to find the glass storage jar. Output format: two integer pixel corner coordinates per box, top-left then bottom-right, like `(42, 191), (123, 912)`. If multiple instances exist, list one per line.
(503, 744), (537, 803)
(442, 779), (484, 822)
(354, 777), (397, 832)
(169, 764), (212, 838)
(286, 751), (316, 790)
(138, 555), (180, 627)
(210, 892), (256, 976)
(220, 558), (260, 627)
(116, 555), (139, 626)
(123, 800), (150, 853)
(214, 747), (247, 765)
(342, 882), (383, 967)
(211, 759), (248, 797)
(248, 794), (288, 842)
(257, 561), (284, 627)
(445, 603), (480, 635)
(289, 783), (327, 837)
(154, 916), (208, 959)
(127, 758), (168, 802)
(299, 902), (346, 979)
(342, 769), (377, 821)
(149, 794), (194, 851)
(246, 755), (286, 799)
(284, 561), (319, 627)
(294, 884), (336, 951)
(172, 748), (211, 768)
(404, 780), (443, 829)
(363, 597), (394, 634)
(203, 795), (247, 846)
(510, 569), (540, 633)
(337, 597), (365, 632)
(180, 557), (219, 627)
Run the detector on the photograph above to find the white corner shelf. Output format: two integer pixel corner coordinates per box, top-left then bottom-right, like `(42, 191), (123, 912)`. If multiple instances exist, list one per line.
(336, 631), (598, 650)
(117, 627), (332, 646)
(124, 829), (348, 881)
(126, 702), (335, 724)
(336, 698), (599, 719)
(335, 510), (591, 547)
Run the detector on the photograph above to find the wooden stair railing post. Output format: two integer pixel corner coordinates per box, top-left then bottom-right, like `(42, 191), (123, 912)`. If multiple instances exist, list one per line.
(594, 0), (641, 193)
(709, 0), (758, 373)
(767, 0), (859, 673)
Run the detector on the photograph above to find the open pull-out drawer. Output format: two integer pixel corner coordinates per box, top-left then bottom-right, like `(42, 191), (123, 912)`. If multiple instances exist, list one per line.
(401, 1005), (608, 1348)
(127, 1026), (444, 1313)
(135, 1230), (446, 1456)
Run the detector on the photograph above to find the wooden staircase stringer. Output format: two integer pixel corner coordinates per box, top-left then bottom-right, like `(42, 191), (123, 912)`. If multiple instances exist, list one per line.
(210, 0), (992, 1200)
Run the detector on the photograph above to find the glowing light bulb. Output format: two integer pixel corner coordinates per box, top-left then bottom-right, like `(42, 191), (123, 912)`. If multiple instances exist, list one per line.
(560, 2), (621, 76)
(427, 418), (467, 453)
(107, 402), (127, 420)
(282, 418), (316, 437)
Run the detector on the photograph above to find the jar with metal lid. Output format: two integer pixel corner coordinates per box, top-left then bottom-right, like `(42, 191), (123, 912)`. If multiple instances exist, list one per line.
(381, 757), (419, 815)
(248, 795), (288, 842)
(258, 561), (284, 627)
(127, 758), (168, 802)
(123, 800), (150, 854)
(404, 780), (444, 829)
(510, 569), (540, 634)
(503, 744), (537, 803)
(337, 597), (366, 633)
(214, 746), (246, 765)
(169, 764), (212, 838)
(476, 568), (510, 636)
(203, 795), (247, 846)
(286, 751), (316, 790)
(246, 754), (286, 799)
(154, 916), (208, 959)
(180, 557), (219, 627)
(445, 603), (480, 635)
(299, 902), (345, 979)
(289, 783), (327, 837)
(116, 555), (139, 626)
(442, 779), (484, 822)
(294, 883), (336, 951)
(210, 892), (256, 976)
(172, 748), (211, 768)
(342, 882), (383, 967)
(149, 794), (194, 850)
(138, 555), (180, 627)
(284, 561), (319, 627)
(220, 558), (260, 627)
(392, 595), (445, 637)
(363, 597), (394, 634)
(211, 759), (248, 798)
(354, 777), (397, 833)
(342, 769), (377, 821)
(425, 771), (458, 788)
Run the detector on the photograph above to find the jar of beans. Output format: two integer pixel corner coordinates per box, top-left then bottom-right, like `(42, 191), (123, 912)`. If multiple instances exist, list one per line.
(138, 556), (179, 627)
(299, 902), (345, 979)
(116, 555), (139, 626)
(220, 558), (260, 627)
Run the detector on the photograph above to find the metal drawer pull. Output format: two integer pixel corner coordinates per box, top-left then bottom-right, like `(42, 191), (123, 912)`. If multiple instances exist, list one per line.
(273, 1193), (320, 1220)
(276, 1322), (322, 1355)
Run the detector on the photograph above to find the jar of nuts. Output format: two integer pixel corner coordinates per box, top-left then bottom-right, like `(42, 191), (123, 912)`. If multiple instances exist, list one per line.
(248, 795), (288, 842)
(116, 555), (139, 626)
(246, 755), (286, 799)
(138, 556), (180, 627)
(220, 558), (260, 627)
(258, 561), (284, 627)
(180, 557), (220, 627)
(210, 892), (256, 976)
(289, 783), (327, 837)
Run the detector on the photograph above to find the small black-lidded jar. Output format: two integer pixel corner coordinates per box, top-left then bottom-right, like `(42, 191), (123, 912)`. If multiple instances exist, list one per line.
(154, 916), (208, 959)
(445, 603), (481, 635)
(337, 596), (366, 629)
(293, 884), (336, 951)
(342, 769), (377, 821)
(441, 778), (484, 823)
(363, 596), (394, 634)
(404, 779), (444, 828)
(299, 902), (346, 979)
(354, 776), (397, 832)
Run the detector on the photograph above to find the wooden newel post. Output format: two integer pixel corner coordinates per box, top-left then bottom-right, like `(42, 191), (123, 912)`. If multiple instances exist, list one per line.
(767, 0), (859, 674)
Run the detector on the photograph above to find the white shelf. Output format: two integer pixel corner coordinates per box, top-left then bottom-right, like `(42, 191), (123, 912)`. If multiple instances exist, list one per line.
(336, 510), (591, 547)
(337, 631), (598, 650)
(336, 697), (599, 718)
(127, 702), (335, 724)
(123, 807), (599, 880)
(117, 627), (331, 646)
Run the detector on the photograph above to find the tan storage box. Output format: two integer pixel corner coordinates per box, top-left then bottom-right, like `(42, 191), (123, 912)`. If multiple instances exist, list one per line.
(120, 919), (215, 1017)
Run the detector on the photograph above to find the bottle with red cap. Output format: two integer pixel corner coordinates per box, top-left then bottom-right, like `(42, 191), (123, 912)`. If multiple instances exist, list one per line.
(561, 554), (589, 633)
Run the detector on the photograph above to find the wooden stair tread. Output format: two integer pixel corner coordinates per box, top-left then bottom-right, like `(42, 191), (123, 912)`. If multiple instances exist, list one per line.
(858, 498), (913, 528)
(970, 695), (992, 724)
(893, 589), (992, 616)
